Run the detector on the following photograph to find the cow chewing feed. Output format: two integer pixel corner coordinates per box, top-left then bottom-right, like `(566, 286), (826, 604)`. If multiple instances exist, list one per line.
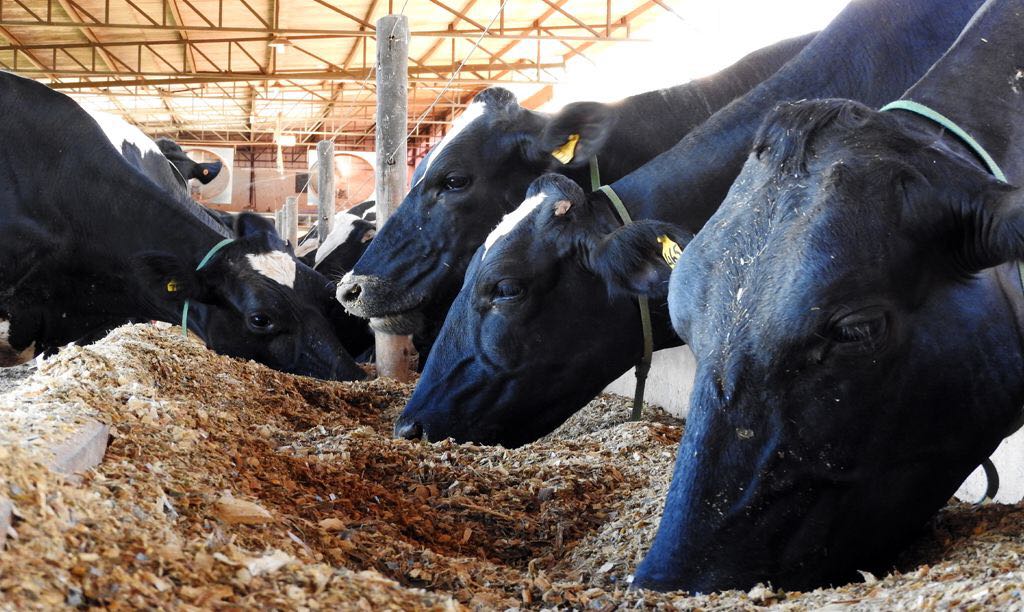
(395, 0), (986, 448)
(337, 33), (814, 349)
(0, 72), (365, 381)
(636, 0), (1024, 593)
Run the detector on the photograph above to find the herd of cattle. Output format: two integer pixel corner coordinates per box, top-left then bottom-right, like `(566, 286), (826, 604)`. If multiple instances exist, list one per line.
(2, 0), (1023, 595)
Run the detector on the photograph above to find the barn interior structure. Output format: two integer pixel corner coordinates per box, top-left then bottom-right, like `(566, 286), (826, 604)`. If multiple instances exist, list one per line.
(2, 0), (1024, 607)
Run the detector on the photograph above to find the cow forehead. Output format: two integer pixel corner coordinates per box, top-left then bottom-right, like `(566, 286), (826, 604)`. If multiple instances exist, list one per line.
(482, 191), (547, 258)
(246, 251), (297, 288)
(413, 101), (488, 187)
(315, 213), (363, 266)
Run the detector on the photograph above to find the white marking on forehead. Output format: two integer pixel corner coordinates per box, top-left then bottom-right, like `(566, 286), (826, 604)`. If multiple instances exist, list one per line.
(414, 101), (488, 187)
(482, 192), (547, 258)
(315, 212), (362, 267)
(0, 320), (10, 345)
(246, 251), (297, 288)
(89, 110), (162, 156)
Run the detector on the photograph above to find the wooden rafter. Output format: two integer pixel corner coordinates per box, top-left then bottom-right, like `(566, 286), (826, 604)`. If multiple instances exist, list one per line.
(0, 0), (658, 146)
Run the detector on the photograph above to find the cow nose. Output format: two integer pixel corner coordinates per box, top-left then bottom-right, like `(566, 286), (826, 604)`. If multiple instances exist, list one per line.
(394, 419), (424, 441)
(342, 283), (362, 303)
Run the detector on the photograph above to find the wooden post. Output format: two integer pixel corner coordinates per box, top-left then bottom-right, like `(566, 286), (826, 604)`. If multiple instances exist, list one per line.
(374, 13), (416, 382)
(316, 140), (335, 243)
(284, 196), (299, 246)
(280, 204), (291, 243)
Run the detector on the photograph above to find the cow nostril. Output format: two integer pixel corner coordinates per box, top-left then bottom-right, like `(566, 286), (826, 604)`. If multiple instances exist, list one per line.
(394, 420), (424, 441)
(343, 284), (362, 302)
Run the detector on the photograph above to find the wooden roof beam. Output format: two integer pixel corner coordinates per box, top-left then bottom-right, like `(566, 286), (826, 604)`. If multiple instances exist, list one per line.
(165, 0), (199, 73)
(538, 0), (602, 38)
(303, 0), (377, 144)
(426, 0), (485, 30)
(308, 0), (375, 30)
(0, 25), (60, 79)
(563, 0), (659, 62)
(0, 15), (649, 41)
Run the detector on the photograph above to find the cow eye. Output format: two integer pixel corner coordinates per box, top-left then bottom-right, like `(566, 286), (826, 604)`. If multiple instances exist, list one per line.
(247, 312), (274, 332)
(829, 309), (888, 348)
(443, 174), (470, 191)
(492, 279), (524, 303)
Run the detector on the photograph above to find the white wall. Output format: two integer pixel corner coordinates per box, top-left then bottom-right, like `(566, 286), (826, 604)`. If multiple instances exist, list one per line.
(956, 427), (1024, 503)
(603, 345), (696, 419)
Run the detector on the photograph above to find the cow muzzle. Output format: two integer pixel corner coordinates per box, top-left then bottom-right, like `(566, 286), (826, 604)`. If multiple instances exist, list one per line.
(337, 273), (425, 323)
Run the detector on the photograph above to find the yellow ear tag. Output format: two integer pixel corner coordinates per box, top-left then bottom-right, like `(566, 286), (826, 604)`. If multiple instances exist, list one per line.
(166, 279), (180, 293)
(551, 133), (580, 164)
(657, 235), (682, 269)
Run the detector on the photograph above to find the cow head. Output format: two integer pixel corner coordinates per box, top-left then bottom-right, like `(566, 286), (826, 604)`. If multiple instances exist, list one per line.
(156, 138), (223, 186)
(393, 174), (689, 446)
(633, 99), (1024, 593)
(135, 213), (366, 381)
(190, 160), (223, 184)
(314, 212), (377, 280)
(338, 87), (617, 335)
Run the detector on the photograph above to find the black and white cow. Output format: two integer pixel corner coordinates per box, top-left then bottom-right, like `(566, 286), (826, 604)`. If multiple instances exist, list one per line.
(88, 110), (187, 197)
(302, 211), (378, 362)
(155, 138), (223, 191)
(337, 33), (814, 343)
(310, 212), (377, 279)
(295, 200), (376, 261)
(0, 72), (365, 381)
(637, 0), (1024, 592)
(393, 0), (987, 447)
(86, 109), (238, 233)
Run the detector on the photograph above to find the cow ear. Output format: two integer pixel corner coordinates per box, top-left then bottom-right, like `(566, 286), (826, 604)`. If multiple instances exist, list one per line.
(587, 221), (692, 297)
(195, 161), (222, 184)
(963, 183), (1024, 270)
(536, 102), (616, 168)
(235, 212), (289, 251)
(133, 252), (209, 304)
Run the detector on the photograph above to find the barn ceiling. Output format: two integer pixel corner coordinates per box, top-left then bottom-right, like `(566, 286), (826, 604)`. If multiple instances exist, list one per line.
(0, 0), (668, 155)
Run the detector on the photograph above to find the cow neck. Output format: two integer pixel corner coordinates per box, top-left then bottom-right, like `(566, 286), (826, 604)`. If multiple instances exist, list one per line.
(889, 0), (1024, 290)
(881, 101), (1006, 180)
(597, 0), (984, 234)
(591, 32), (814, 181)
(180, 238), (235, 338)
(590, 157), (652, 422)
(67, 173), (233, 324)
(896, 0), (1024, 184)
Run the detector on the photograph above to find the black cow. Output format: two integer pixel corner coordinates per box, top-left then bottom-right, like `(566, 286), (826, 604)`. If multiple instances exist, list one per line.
(394, 0), (987, 447)
(634, 0), (1024, 592)
(0, 72), (365, 381)
(155, 138), (223, 191)
(337, 33), (814, 343)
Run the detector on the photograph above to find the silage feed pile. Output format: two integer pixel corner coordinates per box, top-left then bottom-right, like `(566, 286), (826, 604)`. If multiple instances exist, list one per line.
(0, 325), (1021, 610)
